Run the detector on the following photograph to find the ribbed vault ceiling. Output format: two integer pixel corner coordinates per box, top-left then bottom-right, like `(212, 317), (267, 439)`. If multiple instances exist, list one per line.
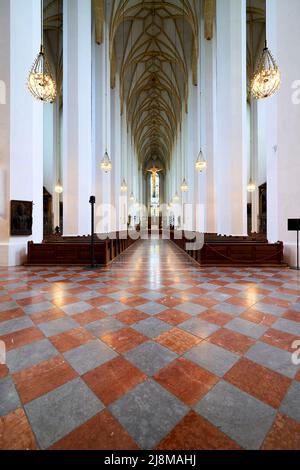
(110, 1), (199, 169)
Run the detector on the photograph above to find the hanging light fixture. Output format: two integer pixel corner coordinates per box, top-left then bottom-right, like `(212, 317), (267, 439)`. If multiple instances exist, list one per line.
(247, 179), (256, 193)
(55, 179), (63, 194)
(101, 150), (112, 173)
(173, 191), (180, 202)
(250, 40), (281, 99)
(121, 178), (128, 193)
(27, 0), (57, 103)
(195, 150), (207, 172)
(130, 191), (135, 202)
(101, 2), (112, 173)
(180, 178), (189, 193)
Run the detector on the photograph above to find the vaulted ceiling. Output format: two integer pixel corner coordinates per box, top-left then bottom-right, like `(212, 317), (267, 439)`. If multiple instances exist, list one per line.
(110, 1), (199, 169)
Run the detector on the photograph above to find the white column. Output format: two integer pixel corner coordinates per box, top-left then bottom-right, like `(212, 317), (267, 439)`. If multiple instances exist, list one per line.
(203, 21), (217, 233)
(63, 0), (92, 235)
(266, 0), (300, 266)
(215, 0), (247, 235)
(0, 0), (43, 266)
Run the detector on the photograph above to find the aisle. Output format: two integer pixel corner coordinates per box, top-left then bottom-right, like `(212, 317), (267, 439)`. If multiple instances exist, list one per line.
(1, 239), (300, 450)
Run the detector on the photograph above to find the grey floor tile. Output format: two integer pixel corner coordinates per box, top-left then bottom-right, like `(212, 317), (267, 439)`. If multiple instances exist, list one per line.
(85, 317), (124, 336)
(100, 302), (129, 315)
(61, 302), (92, 316)
(0, 316), (34, 335)
(133, 317), (171, 338)
(64, 340), (117, 375)
(245, 342), (298, 378)
(125, 341), (177, 376)
(38, 317), (78, 337)
(23, 302), (54, 315)
(6, 339), (58, 373)
(226, 318), (268, 339)
(174, 303), (207, 316)
(25, 377), (104, 449)
(0, 376), (21, 416)
(137, 302), (167, 315)
(0, 301), (19, 312)
(139, 292), (165, 301)
(214, 303), (247, 316)
(179, 317), (220, 339)
(280, 381), (300, 422)
(195, 380), (276, 449)
(185, 341), (239, 377)
(272, 318), (300, 336)
(253, 303), (285, 317)
(109, 379), (188, 449)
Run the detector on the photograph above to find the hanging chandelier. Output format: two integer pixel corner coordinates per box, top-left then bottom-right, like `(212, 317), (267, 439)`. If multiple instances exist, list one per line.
(55, 179), (63, 194)
(101, 151), (112, 173)
(130, 191), (135, 201)
(27, 1), (57, 103)
(173, 191), (180, 202)
(195, 150), (207, 172)
(121, 178), (128, 193)
(247, 179), (256, 193)
(250, 41), (281, 99)
(180, 178), (189, 193)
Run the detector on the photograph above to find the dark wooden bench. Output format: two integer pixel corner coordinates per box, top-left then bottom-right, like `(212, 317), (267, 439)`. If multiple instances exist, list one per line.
(170, 231), (284, 266)
(27, 231), (138, 266)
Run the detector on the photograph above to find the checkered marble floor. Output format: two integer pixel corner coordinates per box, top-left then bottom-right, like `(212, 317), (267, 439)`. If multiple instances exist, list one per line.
(1, 239), (300, 450)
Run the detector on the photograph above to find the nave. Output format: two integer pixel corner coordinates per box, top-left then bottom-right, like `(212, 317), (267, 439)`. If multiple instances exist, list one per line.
(1, 239), (300, 450)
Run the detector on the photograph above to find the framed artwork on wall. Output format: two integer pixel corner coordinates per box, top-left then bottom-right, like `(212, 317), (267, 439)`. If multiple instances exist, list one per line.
(10, 200), (33, 236)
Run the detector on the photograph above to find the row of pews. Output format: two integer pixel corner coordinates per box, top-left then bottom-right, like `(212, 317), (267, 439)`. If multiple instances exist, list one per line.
(170, 231), (284, 266)
(27, 232), (138, 266)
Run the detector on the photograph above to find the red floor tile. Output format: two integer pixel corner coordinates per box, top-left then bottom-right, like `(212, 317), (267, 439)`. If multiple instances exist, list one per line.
(0, 326), (44, 351)
(154, 358), (218, 406)
(158, 297), (185, 308)
(72, 308), (107, 325)
(199, 309), (233, 327)
(83, 356), (146, 406)
(261, 328), (299, 353)
(208, 328), (255, 355)
(262, 413), (300, 450)
(224, 358), (291, 408)
(156, 411), (240, 450)
(49, 327), (95, 353)
(0, 308), (24, 323)
(12, 356), (77, 404)
(156, 328), (201, 354)
(114, 309), (149, 325)
(30, 307), (65, 325)
(156, 309), (191, 326)
(240, 309), (277, 326)
(101, 327), (147, 353)
(283, 310), (300, 323)
(0, 408), (37, 450)
(51, 296), (81, 307)
(50, 410), (139, 450)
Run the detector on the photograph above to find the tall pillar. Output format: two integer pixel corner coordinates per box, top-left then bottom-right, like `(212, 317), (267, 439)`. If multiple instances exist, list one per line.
(202, 19), (217, 233)
(0, 0), (43, 266)
(63, 0), (92, 235)
(215, 0), (247, 235)
(266, 0), (300, 266)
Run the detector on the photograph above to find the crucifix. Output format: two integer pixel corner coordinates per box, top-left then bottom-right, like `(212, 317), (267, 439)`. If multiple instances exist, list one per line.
(147, 166), (162, 198)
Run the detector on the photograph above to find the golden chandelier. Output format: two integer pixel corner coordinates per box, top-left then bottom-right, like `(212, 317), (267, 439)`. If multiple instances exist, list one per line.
(250, 41), (281, 100)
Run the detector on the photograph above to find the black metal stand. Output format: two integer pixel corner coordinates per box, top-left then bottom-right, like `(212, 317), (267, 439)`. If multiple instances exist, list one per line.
(88, 196), (99, 270)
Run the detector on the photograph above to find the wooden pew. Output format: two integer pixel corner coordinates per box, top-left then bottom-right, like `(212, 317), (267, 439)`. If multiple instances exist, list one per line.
(27, 231), (138, 266)
(170, 230), (284, 266)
